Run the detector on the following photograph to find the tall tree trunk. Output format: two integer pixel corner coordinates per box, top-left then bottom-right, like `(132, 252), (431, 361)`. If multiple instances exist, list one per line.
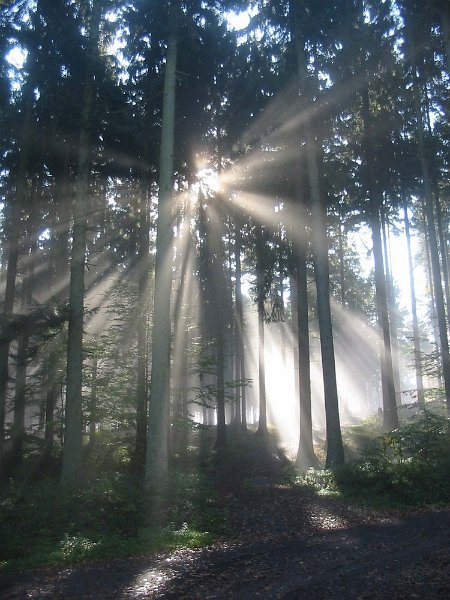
(361, 87), (398, 431)
(134, 187), (150, 471)
(422, 206), (442, 382)
(42, 163), (69, 459)
(11, 333), (28, 463)
(425, 97), (450, 322)
(9, 200), (38, 469)
(338, 216), (346, 307)
(293, 183), (315, 468)
(211, 204), (227, 449)
(370, 198), (398, 429)
(381, 212), (401, 407)
(295, 241), (315, 468)
(0, 59), (35, 470)
(0, 201), (21, 472)
(255, 225), (268, 436)
(197, 195), (216, 431)
(308, 140), (344, 466)
(431, 182), (450, 320)
(173, 299), (190, 458)
(171, 207), (194, 457)
(44, 386), (56, 455)
(212, 148), (228, 449)
(234, 220), (247, 431)
(214, 305), (227, 448)
(404, 203), (424, 405)
(61, 0), (101, 486)
(225, 230), (238, 428)
(292, 3), (344, 466)
(53, 148), (71, 302)
(145, 30), (177, 491)
(406, 16), (450, 411)
(278, 264), (287, 369)
(290, 274), (300, 406)
(86, 354), (98, 448)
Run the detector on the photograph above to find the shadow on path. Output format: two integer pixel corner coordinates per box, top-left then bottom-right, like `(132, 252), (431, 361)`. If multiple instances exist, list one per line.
(2, 485), (450, 599)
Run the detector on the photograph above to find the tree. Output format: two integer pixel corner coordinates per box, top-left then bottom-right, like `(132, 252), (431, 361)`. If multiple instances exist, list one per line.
(361, 85), (398, 430)
(402, 1), (450, 412)
(404, 203), (424, 405)
(61, 0), (102, 486)
(290, 0), (344, 466)
(144, 17), (177, 492)
(134, 186), (150, 472)
(233, 214), (248, 430)
(0, 0), (39, 472)
(255, 223), (268, 436)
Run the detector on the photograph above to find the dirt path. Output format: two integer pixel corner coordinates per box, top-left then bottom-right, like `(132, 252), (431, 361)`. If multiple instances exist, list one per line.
(2, 485), (450, 599)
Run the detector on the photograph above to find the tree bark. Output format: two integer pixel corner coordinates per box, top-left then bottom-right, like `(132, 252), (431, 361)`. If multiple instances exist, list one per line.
(421, 205), (441, 360)
(404, 203), (424, 405)
(295, 242), (315, 468)
(145, 30), (177, 491)
(211, 149), (228, 449)
(406, 15), (450, 411)
(88, 355), (98, 446)
(234, 220), (247, 431)
(255, 225), (268, 436)
(361, 87), (398, 431)
(44, 385), (56, 455)
(431, 182), (450, 321)
(292, 2), (344, 466)
(0, 201), (21, 472)
(370, 199), (398, 429)
(134, 187), (150, 471)
(11, 329), (29, 467)
(61, 0), (101, 486)
(381, 212), (401, 407)
(9, 198), (38, 469)
(0, 52), (35, 470)
(293, 177), (315, 469)
(308, 138), (345, 466)
(424, 96), (450, 323)
(338, 216), (346, 307)
(211, 204), (227, 449)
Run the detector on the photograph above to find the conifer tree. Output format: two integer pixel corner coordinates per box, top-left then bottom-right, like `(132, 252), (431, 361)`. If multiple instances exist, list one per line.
(61, 0), (102, 486)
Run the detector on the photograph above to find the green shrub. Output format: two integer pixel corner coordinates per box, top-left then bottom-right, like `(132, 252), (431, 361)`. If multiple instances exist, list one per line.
(296, 412), (450, 508)
(295, 468), (338, 495)
(341, 412), (450, 505)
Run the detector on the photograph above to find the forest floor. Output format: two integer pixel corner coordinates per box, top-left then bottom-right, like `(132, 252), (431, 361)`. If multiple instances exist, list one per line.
(2, 445), (450, 599)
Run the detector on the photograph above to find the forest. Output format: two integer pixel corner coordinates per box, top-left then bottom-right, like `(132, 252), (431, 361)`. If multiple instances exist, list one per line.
(0, 0), (450, 594)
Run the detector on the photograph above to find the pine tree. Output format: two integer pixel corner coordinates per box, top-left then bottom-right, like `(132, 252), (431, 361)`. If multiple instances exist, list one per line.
(61, 0), (102, 486)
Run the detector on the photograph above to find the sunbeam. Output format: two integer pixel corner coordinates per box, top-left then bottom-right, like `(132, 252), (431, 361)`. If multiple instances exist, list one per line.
(2, 0), (450, 588)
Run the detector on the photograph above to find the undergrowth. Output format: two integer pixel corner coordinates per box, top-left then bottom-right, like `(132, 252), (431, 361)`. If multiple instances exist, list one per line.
(0, 434), (223, 574)
(3, 411), (450, 575)
(296, 410), (450, 507)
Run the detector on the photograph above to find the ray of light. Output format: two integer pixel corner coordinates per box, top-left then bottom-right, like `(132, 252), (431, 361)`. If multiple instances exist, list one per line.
(237, 68), (371, 152)
(84, 264), (136, 336)
(227, 192), (285, 229)
(235, 293), (384, 451)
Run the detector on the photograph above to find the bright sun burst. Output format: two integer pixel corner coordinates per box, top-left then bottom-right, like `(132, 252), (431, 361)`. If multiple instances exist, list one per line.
(196, 166), (220, 194)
